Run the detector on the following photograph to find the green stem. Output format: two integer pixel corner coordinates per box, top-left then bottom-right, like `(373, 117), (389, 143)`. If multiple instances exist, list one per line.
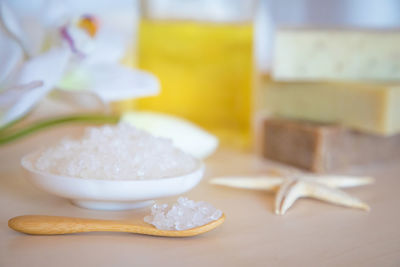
(0, 114), (120, 145)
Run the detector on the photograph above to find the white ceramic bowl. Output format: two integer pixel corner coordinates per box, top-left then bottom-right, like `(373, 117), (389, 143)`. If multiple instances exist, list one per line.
(21, 152), (204, 211)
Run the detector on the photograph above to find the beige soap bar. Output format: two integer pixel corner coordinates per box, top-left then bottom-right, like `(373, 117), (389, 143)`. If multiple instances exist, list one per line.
(262, 118), (400, 172)
(273, 28), (400, 81)
(264, 82), (400, 136)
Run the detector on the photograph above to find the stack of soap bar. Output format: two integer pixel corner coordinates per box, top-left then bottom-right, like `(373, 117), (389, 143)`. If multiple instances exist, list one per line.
(262, 118), (400, 172)
(273, 28), (400, 81)
(265, 82), (400, 136)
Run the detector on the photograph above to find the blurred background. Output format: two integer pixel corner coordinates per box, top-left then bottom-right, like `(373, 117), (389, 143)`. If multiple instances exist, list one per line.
(4, 0), (400, 154)
(8, 0), (400, 72)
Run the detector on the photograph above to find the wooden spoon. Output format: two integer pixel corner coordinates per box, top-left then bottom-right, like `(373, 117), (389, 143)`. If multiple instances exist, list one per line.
(8, 214), (225, 237)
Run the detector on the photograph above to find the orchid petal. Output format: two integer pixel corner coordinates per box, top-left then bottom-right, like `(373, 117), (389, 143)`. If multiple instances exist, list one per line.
(50, 89), (107, 112)
(16, 46), (70, 92)
(81, 63), (159, 102)
(85, 24), (127, 64)
(122, 111), (219, 159)
(0, 81), (44, 127)
(0, 47), (70, 127)
(18, 16), (46, 56)
(40, 0), (72, 28)
(0, 1), (31, 56)
(61, 25), (93, 57)
(57, 66), (90, 91)
(0, 27), (23, 85)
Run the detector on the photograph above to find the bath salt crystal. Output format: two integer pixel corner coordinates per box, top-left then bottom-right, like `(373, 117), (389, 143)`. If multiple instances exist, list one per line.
(144, 197), (223, 230)
(33, 123), (198, 180)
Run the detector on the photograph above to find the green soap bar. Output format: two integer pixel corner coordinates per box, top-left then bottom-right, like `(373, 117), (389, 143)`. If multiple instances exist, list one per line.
(273, 28), (400, 81)
(265, 82), (400, 136)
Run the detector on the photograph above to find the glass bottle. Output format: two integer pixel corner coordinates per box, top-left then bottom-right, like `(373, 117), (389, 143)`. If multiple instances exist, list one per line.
(136, 0), (257, 148)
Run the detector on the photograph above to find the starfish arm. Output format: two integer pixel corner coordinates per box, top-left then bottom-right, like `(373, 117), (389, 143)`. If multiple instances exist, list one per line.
(209, 176), (283, 191)
(307, 175), (375, 188)
(274, 180), (305, 215)
(304, 181), (370, 211)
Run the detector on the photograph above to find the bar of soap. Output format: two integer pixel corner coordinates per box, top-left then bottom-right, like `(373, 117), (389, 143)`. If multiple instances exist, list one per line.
(273, 28), (400, 81)
(262, 118), (400, 172)
(265, 82), (400, 136)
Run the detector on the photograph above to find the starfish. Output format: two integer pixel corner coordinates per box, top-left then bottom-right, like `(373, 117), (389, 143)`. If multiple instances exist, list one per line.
(210, 174), (374, 215)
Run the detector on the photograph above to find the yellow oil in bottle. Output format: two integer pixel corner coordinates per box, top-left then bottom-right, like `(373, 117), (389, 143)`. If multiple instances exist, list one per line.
(135, 19), (254, 147)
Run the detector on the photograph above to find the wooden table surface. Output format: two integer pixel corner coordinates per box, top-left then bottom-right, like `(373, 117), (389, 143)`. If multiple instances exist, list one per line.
(1, 123), (400, 267)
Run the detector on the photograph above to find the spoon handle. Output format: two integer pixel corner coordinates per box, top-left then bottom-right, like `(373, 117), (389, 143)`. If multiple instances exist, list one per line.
(8, 215), (144, 235)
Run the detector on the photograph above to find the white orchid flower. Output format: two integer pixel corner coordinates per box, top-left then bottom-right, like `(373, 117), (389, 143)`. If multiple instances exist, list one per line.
(56, 12), (159, 101)
(0, 8), (71, 127)
(0, 0), (159, 129)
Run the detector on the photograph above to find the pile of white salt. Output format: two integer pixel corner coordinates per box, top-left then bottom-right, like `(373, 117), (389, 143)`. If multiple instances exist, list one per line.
(33, 123), (198, 180)
(144, 197), (222, 230)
